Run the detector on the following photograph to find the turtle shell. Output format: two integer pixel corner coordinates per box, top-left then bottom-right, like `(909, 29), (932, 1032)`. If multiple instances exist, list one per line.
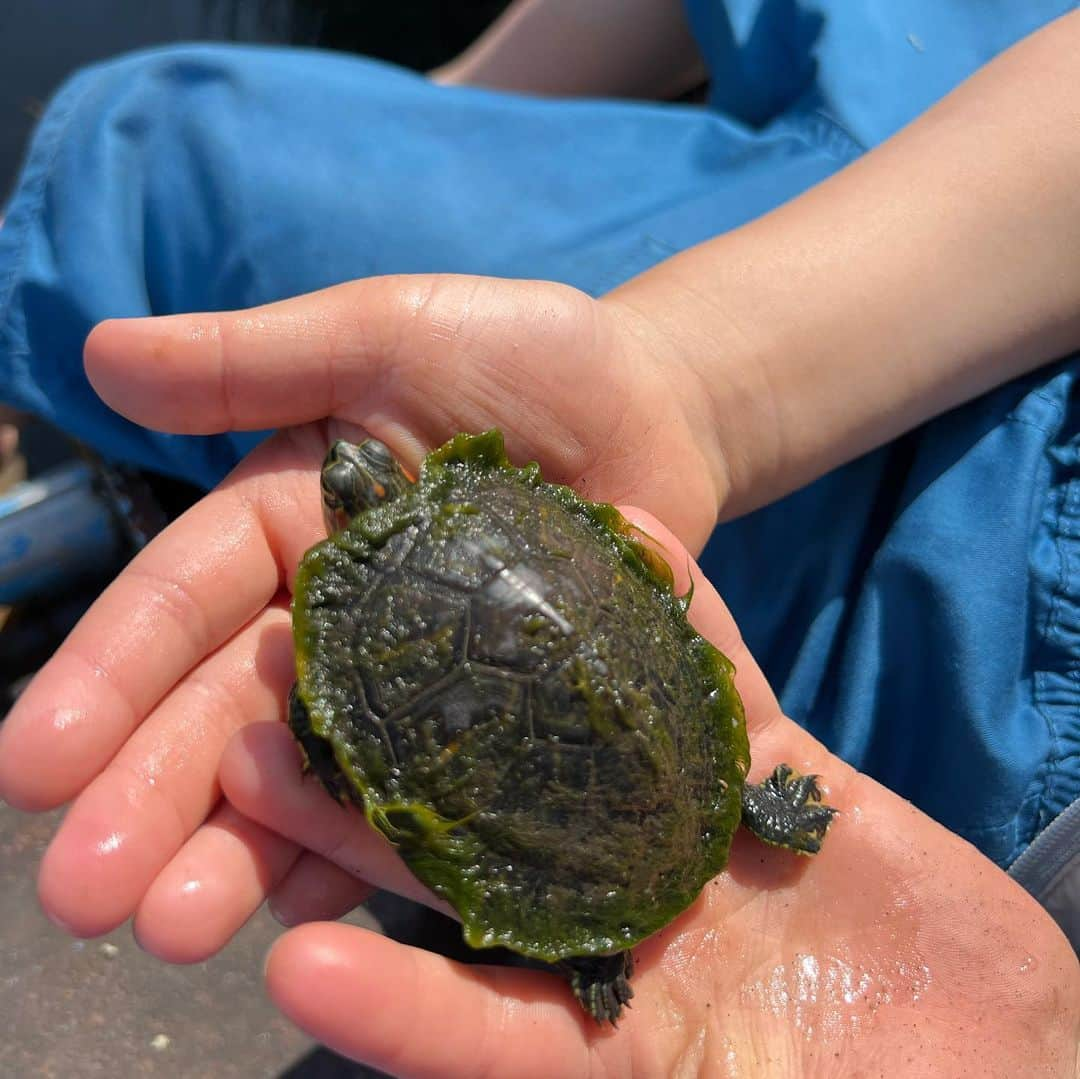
(291, 430), (748, 962)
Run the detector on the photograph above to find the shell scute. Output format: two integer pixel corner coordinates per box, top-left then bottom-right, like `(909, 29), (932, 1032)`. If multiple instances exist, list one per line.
(354, 576), (470, 717)
(403, 500), (521, 590)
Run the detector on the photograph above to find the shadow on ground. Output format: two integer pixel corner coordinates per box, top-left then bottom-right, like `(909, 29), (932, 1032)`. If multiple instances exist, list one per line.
(0, 802), (393, 1077)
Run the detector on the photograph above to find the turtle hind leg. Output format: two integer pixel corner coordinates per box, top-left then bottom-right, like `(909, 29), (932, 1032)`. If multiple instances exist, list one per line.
(740, 764), (838, 855)
(288, 684), (351, 805)
(559, 951), (635, 1026)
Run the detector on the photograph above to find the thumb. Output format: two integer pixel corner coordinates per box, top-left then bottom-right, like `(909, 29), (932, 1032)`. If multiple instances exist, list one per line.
(85, 274), (727, 552)
(84, 273), (603, 441)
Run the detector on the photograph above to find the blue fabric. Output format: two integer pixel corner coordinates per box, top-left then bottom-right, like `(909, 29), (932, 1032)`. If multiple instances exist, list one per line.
(0, 3), (1077, 869)
(687, 0), (1075, 145)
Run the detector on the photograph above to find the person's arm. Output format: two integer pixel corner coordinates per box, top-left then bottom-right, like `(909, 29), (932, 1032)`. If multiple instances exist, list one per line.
(608, 9), (1080, 519)
(431, 0), (707, 100)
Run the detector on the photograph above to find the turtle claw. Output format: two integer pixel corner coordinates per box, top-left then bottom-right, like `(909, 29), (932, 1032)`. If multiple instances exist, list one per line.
(561, 951), (635, 1026)
(741, 763), (838, 855)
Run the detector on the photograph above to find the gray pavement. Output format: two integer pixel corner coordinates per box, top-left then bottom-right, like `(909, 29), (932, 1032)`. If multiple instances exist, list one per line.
(0, 802), (390, 1078)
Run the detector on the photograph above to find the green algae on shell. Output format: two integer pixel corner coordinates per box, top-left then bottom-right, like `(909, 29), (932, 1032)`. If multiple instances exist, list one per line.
(291, 429), (749, 962)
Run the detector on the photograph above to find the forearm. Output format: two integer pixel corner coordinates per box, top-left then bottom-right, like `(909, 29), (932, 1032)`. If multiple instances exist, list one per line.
(609, 11), (1080, 519)
(431, 0), (705, 99)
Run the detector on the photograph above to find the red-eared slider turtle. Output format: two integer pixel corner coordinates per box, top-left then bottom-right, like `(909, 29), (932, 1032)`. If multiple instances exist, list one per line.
(289, 430), (837, 1024)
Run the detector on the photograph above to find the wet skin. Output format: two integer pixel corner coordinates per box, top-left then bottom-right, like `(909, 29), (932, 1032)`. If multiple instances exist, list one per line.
(0, 280), (1074, 1075)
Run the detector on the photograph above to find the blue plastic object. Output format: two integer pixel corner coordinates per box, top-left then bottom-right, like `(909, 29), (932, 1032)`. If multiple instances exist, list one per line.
(0, 463), (127, 603)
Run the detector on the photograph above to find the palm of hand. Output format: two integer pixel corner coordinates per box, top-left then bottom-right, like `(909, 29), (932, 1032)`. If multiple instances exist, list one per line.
(0, 275), (719, 949)
(613, 779), (1074, 1079)
(227, 547), (1077, 1077)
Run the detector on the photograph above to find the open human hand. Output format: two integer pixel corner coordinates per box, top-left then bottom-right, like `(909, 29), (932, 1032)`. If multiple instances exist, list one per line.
(0, 276), (1074, 1077)
(218, 512), (1078, 1077)
(0, 274), (729, 953)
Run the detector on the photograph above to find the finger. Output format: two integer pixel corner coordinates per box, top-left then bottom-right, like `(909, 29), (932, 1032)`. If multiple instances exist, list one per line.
(220, 721), (456, 918)
(134, 801), (301, 963)
(266, 923), (593, 1078)
(0, 427), (326, 812)
(617, 506), (784, 737)
(85, 277), (724, 549)
(269, 851), (373, 928)
(36, 603), (295, 937)
(84, 276), (606, 463)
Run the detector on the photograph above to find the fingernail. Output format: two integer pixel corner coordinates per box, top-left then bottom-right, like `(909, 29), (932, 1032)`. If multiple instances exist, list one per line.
(268, 899), (296, 928)
(263, 935), (283, 979)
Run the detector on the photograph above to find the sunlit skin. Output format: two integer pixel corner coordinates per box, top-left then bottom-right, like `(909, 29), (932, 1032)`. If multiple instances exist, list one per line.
(0, 283), (1069, 1072)
(3, 14), (1080, 1068)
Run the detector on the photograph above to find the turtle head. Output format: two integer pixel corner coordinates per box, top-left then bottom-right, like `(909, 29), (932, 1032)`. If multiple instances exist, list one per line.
(320, 438), (412, 533)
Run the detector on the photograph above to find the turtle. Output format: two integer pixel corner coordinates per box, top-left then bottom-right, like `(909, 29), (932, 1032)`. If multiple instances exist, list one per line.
(289, 430), (837, 1025)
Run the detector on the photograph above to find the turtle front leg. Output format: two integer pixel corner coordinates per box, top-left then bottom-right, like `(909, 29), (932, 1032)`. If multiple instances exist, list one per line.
(559, 951), (635, 1025)
(740, 764), (837, 855)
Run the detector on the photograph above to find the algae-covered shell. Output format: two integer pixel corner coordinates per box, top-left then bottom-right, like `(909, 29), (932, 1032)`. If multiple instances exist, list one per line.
(291, 430), (748, 962)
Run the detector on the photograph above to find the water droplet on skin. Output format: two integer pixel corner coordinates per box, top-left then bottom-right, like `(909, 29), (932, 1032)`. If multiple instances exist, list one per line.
(51, 708), (84, 733)
(96, 831), (124, 856)
(742, 949), (932, 1043)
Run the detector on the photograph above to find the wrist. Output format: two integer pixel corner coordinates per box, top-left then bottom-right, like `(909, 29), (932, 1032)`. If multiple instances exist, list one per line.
(605, 15), (1080, 525)
(603, 268), (785, 523)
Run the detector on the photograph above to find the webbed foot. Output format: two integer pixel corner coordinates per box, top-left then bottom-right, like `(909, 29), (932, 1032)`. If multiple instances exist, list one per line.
(741, 764), (837, 854)
(560, 951), (635, 1025)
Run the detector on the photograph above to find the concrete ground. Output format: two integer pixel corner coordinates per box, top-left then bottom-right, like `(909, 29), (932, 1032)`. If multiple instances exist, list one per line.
(0, 801), (391, 1078)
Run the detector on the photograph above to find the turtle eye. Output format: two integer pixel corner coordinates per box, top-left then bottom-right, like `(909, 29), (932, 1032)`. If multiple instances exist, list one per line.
(359, 439), (394, 468)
